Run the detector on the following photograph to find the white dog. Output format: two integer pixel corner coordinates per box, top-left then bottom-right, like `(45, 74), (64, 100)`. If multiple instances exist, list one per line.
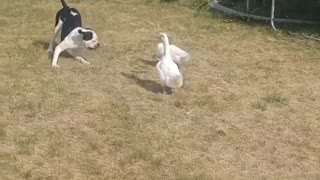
(48, 0), (100, 68)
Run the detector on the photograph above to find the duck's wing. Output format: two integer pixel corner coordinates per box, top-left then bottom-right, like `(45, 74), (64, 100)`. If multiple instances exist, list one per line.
(165, 62), (184, 88)
(162, 60), (182, 78)
(170, 45), (191, 65)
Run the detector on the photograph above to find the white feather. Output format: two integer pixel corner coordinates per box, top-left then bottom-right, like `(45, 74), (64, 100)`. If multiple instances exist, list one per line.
(156, 42), (191, 66)
(156, 33), (183, 93)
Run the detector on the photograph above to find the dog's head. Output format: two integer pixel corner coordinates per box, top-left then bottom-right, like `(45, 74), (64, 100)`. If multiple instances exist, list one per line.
(78, 28), (100, 50)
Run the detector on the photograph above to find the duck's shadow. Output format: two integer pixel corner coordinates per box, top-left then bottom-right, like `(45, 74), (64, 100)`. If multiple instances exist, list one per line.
(139, 58), (158, 67)
(32, 40), (73, 59)
(121, 72), (165, 94)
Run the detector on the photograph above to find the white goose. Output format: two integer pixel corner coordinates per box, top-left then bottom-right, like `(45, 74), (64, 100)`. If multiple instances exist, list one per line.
(156, 33), (184, 94)
(155, 38), (191, 67)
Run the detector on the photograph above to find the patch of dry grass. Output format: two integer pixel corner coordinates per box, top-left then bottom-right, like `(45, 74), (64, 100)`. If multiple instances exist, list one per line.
(1, 0), (320, 179)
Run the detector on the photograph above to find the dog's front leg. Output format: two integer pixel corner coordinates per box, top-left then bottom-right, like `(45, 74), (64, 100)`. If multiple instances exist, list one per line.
(52, 45), (67, 68)
(76, 56), (90, 64)
(70, 49), (90, 65)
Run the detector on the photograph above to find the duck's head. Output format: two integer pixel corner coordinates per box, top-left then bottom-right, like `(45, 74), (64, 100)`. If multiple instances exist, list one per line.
(157, 32), (169, 43)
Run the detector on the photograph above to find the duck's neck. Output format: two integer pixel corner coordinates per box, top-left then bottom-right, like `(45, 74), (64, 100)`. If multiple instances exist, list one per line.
(162, 35), (170, 56)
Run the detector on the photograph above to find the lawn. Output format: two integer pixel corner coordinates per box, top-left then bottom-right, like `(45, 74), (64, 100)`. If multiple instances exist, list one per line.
(1, 0), (320, 179)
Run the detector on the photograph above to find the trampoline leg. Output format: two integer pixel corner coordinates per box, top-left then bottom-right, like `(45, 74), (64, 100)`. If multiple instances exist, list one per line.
(271, 0), (277, 31)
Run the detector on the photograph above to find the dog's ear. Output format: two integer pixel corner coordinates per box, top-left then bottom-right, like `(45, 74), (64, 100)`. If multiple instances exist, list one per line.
(78, 29), (93, 41)
(78, 29), (83, 34)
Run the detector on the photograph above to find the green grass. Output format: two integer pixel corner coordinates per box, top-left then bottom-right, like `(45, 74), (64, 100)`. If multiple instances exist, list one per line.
(253, 92), (289, 111)
(263, 93), (289, 106)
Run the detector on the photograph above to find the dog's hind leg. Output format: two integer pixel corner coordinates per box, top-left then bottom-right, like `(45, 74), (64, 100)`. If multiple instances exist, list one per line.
(48, 19), (63, 53)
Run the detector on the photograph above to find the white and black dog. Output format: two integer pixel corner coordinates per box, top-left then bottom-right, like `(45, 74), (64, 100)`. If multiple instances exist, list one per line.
(48, 0), (100, 68)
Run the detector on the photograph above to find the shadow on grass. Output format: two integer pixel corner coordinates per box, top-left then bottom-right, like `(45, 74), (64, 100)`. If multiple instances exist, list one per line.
(32, 40), (73, 58)
(121, 72), (164, 94)
(32, 40), (50, 50)
(139, 58), (158, 67)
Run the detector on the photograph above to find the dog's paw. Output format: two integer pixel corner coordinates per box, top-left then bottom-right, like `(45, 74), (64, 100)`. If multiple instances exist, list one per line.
(83, 61), (91, 65)
(76, 56), (90, 64)
(52, 64), (60, 68)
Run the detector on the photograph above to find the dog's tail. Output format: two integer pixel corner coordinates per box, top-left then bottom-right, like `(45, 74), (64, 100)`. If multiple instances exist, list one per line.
(60, 0), (68, 8)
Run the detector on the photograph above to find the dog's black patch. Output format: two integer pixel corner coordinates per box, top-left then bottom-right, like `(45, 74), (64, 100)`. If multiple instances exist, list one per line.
(56, 7), (82, 41)
(81, 31), (93, 41)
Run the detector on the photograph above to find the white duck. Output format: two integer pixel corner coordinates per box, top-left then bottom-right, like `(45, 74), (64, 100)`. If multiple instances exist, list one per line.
(156, 33), (184, 94)
(155, 38), (191, 67)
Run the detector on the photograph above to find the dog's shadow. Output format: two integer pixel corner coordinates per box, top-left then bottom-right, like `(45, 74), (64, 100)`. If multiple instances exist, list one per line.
(32, 40), (72, 58)
(121, 72), (166, 94)
(32, 40), (49, 50)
